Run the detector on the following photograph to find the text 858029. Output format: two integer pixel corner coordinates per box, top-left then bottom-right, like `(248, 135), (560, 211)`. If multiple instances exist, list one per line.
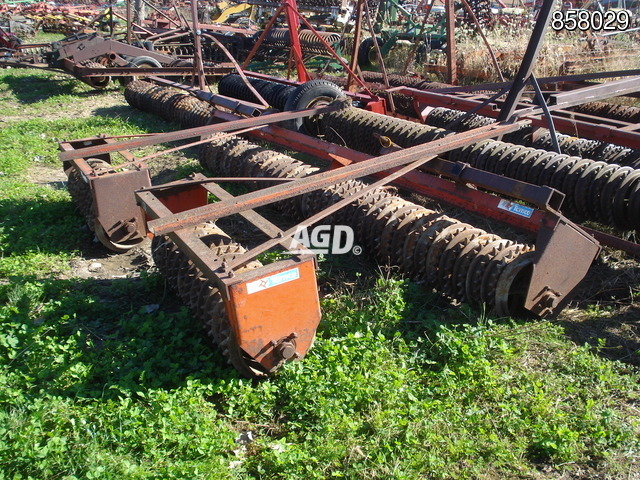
(551, 9), (631, 32)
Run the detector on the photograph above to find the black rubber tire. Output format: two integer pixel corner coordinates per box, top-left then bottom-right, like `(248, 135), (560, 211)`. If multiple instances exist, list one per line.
(167, 59), (194, 84)
(80, 61), (111, 89)
(283, 79), (344, 135)
(118, 55), (163, 85)
(357, 37), (383, 68)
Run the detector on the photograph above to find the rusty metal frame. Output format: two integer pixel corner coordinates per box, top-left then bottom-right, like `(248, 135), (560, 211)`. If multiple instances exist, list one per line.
(133, 178), (321, 372)
(59, 97), (604, 320)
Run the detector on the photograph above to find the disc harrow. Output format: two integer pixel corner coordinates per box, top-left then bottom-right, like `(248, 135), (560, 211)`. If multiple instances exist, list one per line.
(321, 106), (640, 230)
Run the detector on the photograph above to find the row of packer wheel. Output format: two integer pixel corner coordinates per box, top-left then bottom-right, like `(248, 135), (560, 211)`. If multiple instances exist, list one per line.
(198, 133), (536, 317)
(320, 107), (640, 231)
(425, 107), (640, 168)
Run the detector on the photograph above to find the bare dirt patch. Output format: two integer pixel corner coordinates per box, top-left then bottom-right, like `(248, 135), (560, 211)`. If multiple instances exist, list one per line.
(61, 242), (153, 281)
(26, 164), (68, 187)
(26, 163), (155, 283)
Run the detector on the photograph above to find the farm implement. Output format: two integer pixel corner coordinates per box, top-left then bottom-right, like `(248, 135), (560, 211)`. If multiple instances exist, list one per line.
(56, 0), (640, 377)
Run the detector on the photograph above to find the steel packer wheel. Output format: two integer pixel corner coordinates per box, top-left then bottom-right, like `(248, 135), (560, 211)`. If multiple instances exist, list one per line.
(378, 205), (424, 263)
(398, 212), (441, 272)
(79, 60), (111, 89)
(475, 141), (502, 171)
(588, 164), (620, 222)
(494, 251), (536, 317)
(424, 223), (473, 288)
(465, 239), (514, 305)
(505, 147), (532, 180)
(412, 218), (456, 280)
(450, 234), (500, 301)
(494, 145), (523, 177)
(601, 167), (633, 228)
(573, 161), (608, 220)
(368, 199), (412, 253)
(480, 243), (534, 307)
(437, 228), (485, 296)
(626, 179), (640, 229)
(401, 215), (448, 277)
(516, 150), (544, 184)
(560, 158), (592, 217)
(613, 170), (640, 229)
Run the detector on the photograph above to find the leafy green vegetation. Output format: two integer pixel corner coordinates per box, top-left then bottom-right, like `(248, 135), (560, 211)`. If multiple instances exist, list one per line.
(0, 68), (638, 479)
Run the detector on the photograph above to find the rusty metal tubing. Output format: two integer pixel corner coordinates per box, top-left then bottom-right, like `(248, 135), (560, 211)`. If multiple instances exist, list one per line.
(200, 33), (268, 108)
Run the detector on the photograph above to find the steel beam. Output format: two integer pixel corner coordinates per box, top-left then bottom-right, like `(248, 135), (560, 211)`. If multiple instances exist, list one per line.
(145, 121), (527, 235)
(548, 76), (640, 110)
(497, 0), (556, 121)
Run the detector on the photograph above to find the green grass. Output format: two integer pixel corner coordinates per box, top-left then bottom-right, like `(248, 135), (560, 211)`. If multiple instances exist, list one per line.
(1, 276), (638, 479)
(0, 68), (106, 119)
(0, 68), (638, 479)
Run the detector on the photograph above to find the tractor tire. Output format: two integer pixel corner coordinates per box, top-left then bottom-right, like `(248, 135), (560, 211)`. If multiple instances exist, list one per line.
(283, 79), (345, 135)
(118, 55), (163, 85)
(357, 36), (383, 68)
(168, 59), (194, 84)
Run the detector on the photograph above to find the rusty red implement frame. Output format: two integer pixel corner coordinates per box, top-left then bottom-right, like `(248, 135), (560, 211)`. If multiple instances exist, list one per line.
(136, 177), (321, 373)
(60, 111), (601, 317)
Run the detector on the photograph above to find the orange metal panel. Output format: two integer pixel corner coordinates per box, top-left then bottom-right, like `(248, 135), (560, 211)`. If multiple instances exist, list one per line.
(224, 258), (321, 372)
(157, 185), (209, 214)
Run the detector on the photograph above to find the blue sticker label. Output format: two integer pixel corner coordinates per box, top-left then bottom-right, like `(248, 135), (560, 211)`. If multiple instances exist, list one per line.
(498, 199), (534, 218)
(246, 267), (300, 294)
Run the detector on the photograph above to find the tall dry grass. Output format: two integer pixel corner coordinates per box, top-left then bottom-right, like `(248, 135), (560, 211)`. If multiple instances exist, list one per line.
(393, 23), (640, 83)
